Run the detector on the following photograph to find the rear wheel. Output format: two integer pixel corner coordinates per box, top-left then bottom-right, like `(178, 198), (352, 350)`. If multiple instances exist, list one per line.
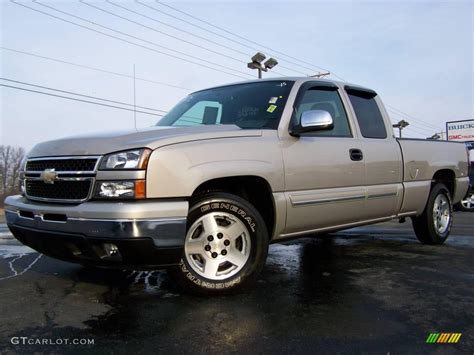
(169, 192), (269, 295)
(460, 192), (474, 212)
(412, 183), (453, 245)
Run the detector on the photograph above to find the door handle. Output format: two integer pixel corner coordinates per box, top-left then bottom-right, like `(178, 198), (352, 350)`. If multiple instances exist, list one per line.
(350, 149), (363, 161)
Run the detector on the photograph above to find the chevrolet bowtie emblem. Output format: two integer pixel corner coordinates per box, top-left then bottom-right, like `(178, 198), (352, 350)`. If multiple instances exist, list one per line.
(40, 168), (57, 184)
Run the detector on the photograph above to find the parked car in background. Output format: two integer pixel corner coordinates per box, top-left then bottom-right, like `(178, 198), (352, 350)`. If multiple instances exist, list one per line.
(459, 142), (474, 211)
(4, 77), (471, 294)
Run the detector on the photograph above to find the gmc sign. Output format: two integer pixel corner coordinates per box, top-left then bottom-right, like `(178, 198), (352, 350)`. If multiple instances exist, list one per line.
(446, 119), (474, 142)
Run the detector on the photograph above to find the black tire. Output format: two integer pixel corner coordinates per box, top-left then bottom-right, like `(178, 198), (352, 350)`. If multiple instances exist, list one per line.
(168, 192), (269, 295)
(411, 183), (453, 245)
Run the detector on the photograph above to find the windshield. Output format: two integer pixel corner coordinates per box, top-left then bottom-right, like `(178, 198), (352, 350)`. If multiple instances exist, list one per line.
(156, 81), (294, 129)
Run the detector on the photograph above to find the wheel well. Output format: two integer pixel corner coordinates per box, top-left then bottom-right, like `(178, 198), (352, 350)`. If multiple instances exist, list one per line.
(432, 169), (455, 197)
(192, 176), (275, 238)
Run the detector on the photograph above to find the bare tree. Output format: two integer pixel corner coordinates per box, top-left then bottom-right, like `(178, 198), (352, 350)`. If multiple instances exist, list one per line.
(0, 145), (26, 204)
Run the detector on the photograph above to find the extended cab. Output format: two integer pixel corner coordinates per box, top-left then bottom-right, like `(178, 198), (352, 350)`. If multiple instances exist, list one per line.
(5, 78), (470, 294)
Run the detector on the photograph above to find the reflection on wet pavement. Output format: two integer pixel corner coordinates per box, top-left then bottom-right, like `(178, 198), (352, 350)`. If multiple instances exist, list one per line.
(0, 215), (473, 353)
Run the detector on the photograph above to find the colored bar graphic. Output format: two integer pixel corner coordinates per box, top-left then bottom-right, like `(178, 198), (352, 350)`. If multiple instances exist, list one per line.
(426, 333), (439, 343)
(426, 333), (462, 344)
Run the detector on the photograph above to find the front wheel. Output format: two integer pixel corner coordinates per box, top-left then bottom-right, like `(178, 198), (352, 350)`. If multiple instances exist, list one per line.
(412, 183), (453, 245)
(169, 192), (269, 295)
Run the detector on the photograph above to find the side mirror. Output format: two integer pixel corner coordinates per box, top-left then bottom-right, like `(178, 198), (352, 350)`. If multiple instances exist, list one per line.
(290, 110), (334, 136)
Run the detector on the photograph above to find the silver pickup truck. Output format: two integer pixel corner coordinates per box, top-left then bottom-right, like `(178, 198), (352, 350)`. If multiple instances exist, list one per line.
(5, 77), (470, 294)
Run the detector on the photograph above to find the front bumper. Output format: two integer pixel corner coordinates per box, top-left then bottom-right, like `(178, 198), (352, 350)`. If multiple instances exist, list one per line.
(4, 195), (188, 269)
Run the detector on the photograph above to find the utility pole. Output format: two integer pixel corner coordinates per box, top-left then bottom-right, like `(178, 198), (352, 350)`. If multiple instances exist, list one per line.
(247, 52), (278, 79)
(133, 64), (137, 131)
(392, 120), (409, 138)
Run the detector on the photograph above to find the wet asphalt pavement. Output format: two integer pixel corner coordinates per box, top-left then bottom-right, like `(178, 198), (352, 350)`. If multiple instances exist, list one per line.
(0, 213), (473, 354)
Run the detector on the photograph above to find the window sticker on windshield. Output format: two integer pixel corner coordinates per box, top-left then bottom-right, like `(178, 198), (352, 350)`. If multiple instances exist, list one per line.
(269, 97), (278, 104)
(267, 105), (277, 113)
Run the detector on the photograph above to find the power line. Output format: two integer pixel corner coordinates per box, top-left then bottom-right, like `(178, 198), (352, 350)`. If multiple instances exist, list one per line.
(33, 0), (253, 78)
(389, 116), (432, 137)
(79, 0), (271, 76)
(0, 77), (167, 113)
(1, 83), (164, 117)
(8, 1), (438, 133)
(387, 108), (441, 130)
(406, 126), (435, 136)
(3, 47), (442, 133)
(0, 78), (213, 124)
(0, 47), (193, 91)
(12, 0), (250, 80)
(107, 0), (307, 77)
(386, 104), (442, 130)
(148, 0), (342, 79)
(388, 115), (437, 135)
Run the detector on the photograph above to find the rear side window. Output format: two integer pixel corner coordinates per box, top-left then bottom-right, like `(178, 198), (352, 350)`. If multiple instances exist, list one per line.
(347, 89), (387, 139)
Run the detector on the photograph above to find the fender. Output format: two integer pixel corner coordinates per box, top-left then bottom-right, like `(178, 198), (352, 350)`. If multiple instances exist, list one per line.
(146, 133), (284, 198)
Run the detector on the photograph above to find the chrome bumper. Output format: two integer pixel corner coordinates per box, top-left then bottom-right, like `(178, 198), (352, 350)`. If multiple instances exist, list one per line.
(4, 195), (188, 247)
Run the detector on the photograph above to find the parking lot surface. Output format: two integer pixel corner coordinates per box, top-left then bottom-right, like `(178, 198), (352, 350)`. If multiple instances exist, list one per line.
(0, 213), (472, 353)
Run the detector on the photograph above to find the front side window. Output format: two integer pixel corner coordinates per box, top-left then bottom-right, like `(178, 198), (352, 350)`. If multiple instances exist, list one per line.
(293, 87), (352, 137)
(157, 81), (294, 129)
(347, 89), (387, 139)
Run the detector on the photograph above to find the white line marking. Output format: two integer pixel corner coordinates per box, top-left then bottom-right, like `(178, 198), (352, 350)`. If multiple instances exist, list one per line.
(0, 254), (42, 281)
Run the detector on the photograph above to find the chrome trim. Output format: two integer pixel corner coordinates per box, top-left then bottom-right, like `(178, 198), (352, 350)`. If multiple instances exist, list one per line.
(291, 195), (366, 207)
(4, 195), (189, 220)
(5, 209), (187, 247)
(26, 155), (102, 172)
(67, 217), (183, 223)
(396, 211), (418, 217)
(277, 215), (397, 239)
(40, 216), (68, 223)
(25, 177), (93, 181)
(25, 171), (97, 175)
(16, 211), (34, 220)
(366, 192), (398, 200)
(291, 191), (399, 207)
(23, 155), (101, 203)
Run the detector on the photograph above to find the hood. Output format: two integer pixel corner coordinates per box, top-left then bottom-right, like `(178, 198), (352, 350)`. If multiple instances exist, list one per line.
(28, 125), (262, 157)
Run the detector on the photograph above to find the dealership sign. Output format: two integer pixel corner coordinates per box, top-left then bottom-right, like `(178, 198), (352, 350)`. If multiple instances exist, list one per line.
(446, 119), (474, 142)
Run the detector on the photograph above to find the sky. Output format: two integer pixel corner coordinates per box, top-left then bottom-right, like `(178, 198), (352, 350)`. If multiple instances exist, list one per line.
(1, 0), (473, 151)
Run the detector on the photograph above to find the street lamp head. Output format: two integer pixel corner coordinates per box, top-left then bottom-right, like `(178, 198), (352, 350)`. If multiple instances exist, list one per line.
(264, 57), (278, 69)
(251, 52), (266, 64)
(393, 120), (410, 129)
(247, 62), (262, 70)
(399, 120), (409, 128)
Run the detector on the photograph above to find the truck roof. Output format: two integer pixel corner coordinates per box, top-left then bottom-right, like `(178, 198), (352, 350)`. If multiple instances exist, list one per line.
(193, 76), (375, 95)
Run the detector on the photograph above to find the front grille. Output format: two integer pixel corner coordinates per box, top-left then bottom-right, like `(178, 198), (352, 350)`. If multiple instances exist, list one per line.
(24, 156), (99, 202)
(26, 180), (92, 201)
(26, 158), (98, 172)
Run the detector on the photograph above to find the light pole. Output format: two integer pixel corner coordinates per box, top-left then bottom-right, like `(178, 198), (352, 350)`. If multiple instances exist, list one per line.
(392, 120), (410, 138)
(310, 72), (331, 78)
(247, 52), (278, 79)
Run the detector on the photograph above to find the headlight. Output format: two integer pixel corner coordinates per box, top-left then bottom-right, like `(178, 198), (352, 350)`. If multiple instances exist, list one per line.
(94, 180), (146, 199)
(100, 149), (151, 170)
